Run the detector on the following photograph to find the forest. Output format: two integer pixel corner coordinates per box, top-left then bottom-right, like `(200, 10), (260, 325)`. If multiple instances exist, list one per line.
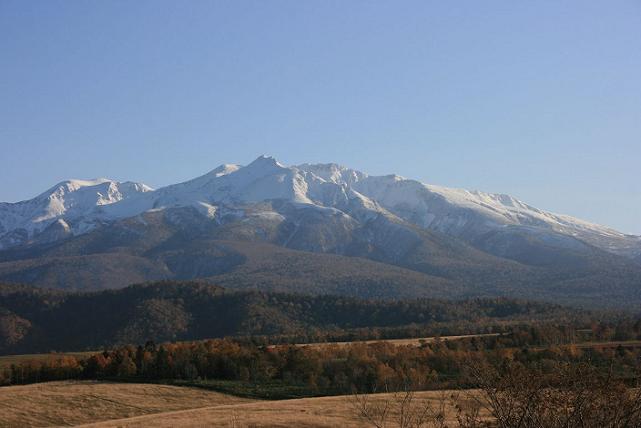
(4, 317), (641, 393)
(0, 280), (600, 355)
(3, 281), (641, 426)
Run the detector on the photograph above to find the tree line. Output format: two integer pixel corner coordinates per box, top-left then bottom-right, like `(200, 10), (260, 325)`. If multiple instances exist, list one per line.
(3, 318), (641, 395)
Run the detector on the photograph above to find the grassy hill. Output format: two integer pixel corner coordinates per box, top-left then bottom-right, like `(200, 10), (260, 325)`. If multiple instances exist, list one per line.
(0, 380), (485, 428)
(0, 381), (252, 427)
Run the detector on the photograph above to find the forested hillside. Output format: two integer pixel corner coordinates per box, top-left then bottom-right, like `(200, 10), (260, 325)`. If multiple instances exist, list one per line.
(0, 280), (583, 355)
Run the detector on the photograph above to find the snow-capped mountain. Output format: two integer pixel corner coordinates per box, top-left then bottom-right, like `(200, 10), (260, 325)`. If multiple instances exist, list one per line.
(1, 155), (640, 306)
(0, 155), (639, 260)
(0, 179), (152, 248)
(296, 162), (640, 258)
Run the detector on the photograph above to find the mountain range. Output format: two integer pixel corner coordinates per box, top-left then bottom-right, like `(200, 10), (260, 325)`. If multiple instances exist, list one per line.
(1, 156), (639, 307)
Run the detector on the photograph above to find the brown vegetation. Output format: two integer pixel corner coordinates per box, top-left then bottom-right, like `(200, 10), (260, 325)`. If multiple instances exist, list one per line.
(350, 362), (641, 428)
(0, 336), (641, 428)
(79, 390), (488, 428)
(0, 380), (252, 427)
(282, 333), (501, 349)
(4, 320), (641, 396)
(467, 362), (641, 428)
(0, 351), (94, 371)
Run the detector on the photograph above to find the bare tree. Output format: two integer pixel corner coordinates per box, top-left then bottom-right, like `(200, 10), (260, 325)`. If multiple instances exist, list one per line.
(351, 385), (484, 428)
(353, 362), (641, 428)
(351, 386), (391, 428)
(465, 361), (641, 428)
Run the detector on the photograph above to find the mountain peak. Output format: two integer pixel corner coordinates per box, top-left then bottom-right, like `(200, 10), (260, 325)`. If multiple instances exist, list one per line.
(208, 164), (241, 178)
(247, 155), (283, 169)
(41, 178), (113, 198)
(296, 162), (366, 185)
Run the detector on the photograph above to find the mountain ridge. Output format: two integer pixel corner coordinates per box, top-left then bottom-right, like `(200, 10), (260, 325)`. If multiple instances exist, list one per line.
(0, 156), (639, 307)
(1, 155), (638, 258)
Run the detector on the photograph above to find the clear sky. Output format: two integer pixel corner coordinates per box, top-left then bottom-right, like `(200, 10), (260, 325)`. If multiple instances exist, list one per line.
(1, 1), (640, 234)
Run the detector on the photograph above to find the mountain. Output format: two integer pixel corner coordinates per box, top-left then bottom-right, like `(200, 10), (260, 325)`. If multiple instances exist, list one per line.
(0, 281), (580, 355)
(0, 156), (639, 307)
(2, 156), (639, 259)
(0, 178), (152, 249)
(297, 162), (641, 260)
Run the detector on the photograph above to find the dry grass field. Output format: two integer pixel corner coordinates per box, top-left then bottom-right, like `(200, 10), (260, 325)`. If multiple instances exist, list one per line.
(300, 333), (501, 348)
(0, 380), (488, 427)
(82, 391), (484, 428)
(266, 333), (502, 350)
(80, 389), (488, 428)
(0, 381), (253, 427)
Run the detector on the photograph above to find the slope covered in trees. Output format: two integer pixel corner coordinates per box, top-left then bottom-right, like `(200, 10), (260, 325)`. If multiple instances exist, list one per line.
(0, 280), (584, 355)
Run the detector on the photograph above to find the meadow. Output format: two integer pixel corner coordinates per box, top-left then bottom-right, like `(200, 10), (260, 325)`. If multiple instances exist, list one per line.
(0, 380), (486, 428)
(0, 381), (252, 427)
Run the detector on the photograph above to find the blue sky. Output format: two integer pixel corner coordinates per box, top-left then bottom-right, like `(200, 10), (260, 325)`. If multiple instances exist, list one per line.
(1, 1), (640, 233)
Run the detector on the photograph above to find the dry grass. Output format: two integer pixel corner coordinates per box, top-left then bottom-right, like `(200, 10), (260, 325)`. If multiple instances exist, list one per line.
(80, 390), (489, 428)
(269, 333), (501, 349)
(0, 380), (253, 427)
(0, 380), (488, 427)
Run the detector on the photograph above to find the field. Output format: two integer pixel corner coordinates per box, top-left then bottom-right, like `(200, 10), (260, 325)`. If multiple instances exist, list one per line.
(0, 381), (253, 427)
(3, 336), (640, 426)
(0, 380), (487, 427)
(281, 333), (502, 348)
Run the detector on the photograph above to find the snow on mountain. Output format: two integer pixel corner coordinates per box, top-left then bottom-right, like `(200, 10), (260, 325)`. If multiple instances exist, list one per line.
(0, 178), (152, 248)
(100, 156), (316, 221)
(100, 156), (385, 221)
(293, 162), (639, 257)
(0, 156), (638, 258)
